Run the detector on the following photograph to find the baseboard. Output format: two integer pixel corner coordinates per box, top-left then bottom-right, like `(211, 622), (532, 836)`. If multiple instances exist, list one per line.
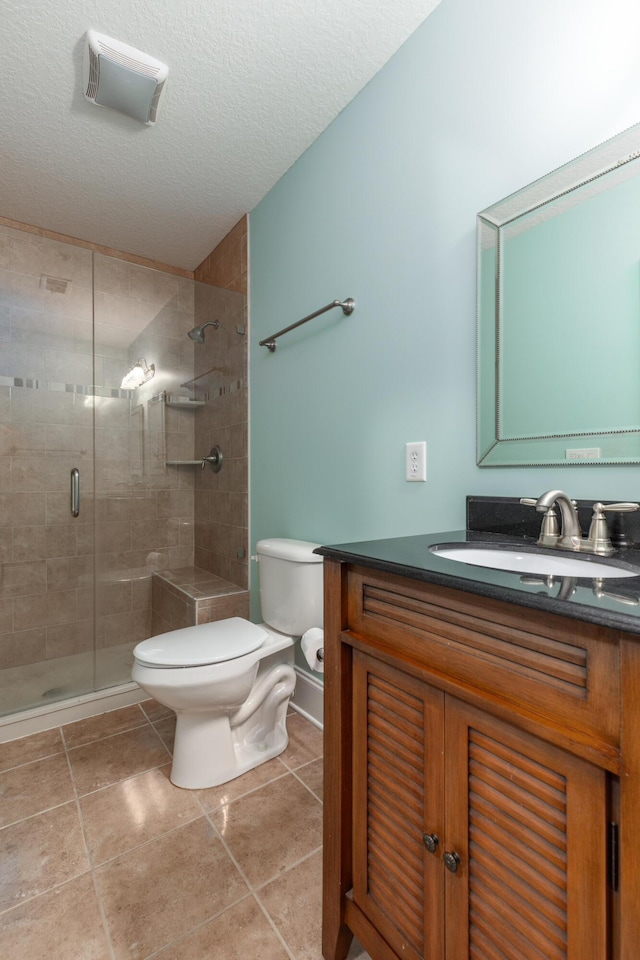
(290, 666), (324, 729)
(0, 682), (148, 743)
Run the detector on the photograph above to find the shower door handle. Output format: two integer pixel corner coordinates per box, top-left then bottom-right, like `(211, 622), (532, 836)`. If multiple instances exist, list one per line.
(70, 468), (80, 517)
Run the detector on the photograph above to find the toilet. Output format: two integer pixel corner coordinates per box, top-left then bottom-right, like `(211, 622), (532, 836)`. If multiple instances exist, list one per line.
(132, 538), (323, 789)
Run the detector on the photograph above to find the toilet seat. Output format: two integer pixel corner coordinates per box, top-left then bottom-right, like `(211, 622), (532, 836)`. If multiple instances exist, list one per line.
(133, 617), (268, 668)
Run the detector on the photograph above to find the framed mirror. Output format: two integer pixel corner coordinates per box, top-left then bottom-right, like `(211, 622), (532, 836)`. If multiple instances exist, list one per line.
(477, 121), (640, 466)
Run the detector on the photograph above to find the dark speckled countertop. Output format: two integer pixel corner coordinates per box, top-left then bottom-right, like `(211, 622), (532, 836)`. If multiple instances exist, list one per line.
(315, 528), (640, 637)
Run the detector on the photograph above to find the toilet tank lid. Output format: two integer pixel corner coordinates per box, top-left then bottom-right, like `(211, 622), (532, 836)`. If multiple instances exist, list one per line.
(133, 618), (268, 667)
(256, 538), (323, 562)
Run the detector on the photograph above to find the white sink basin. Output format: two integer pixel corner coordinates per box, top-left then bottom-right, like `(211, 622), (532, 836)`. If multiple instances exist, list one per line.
(430, 543), (640, 579)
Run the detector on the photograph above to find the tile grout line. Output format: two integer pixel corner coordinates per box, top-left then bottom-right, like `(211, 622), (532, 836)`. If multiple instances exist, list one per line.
(62, 722), (118, 960)
(0, 867), (96, 920)
(63, 723), (150, 752)
(0, 746), (65, 776)
(61, 710), (152, 752)
(0, 796), (81, 834)
(65, 716), (173, 792)
(197, 776), (325, 960)
(75, 803), (208, 871)
(138, 701), (174, 724)
(69, 758), (173, 801)
(140, 893), (256, 960)
(197, 802), (298, 960)
(249, 843), (327, 960)
(196, 766), (291, 810)
(252, 843), (324, 895)
(68, 757), (175, 802)
(251, 892), (299, 960)
(286, 761), (323, 804)
(147, 717), (175, 761)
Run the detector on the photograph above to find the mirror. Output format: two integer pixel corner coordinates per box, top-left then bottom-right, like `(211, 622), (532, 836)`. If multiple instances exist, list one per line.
(477, 121), (640, 466)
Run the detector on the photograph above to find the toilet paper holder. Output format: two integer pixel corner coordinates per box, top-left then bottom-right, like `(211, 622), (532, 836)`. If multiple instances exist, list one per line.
(301, 628), (325, 672)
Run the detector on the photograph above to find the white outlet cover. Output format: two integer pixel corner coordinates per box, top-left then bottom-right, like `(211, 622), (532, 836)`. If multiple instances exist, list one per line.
(405, 441), (427, 481)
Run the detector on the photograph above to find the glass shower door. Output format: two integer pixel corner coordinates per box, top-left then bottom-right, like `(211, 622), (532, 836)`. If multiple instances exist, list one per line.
(92, 254), (196, 691)
(0, 226), (96, 716)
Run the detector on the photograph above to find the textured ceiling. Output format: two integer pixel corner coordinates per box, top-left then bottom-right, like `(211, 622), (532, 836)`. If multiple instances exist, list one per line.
(1, 0), (441, 270)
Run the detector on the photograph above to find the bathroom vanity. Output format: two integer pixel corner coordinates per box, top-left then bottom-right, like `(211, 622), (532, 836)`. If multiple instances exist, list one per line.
(317, 526), (640, 960)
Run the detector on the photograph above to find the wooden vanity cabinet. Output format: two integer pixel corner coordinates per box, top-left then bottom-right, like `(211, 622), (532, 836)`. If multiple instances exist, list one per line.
(322, 558), (640, 960)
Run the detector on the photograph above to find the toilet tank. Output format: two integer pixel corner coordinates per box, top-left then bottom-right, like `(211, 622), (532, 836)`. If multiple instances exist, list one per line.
(257, 538), (323, 636)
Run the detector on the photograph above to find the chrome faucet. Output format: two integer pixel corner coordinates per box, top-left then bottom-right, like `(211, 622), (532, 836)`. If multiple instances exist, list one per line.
(521, 490), (640, 557)
(535, 490), (582, 550)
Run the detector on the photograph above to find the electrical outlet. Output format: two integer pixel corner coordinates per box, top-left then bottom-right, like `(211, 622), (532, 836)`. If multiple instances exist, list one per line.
(405, 441), (427, 481)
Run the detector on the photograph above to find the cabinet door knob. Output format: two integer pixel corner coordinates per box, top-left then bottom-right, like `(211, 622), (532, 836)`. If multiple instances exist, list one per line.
(443, 851), (461, 874)
(422, 832), (439, 854)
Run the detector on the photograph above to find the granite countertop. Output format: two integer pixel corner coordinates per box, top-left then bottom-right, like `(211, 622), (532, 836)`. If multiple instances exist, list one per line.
(315, 529), (640, 637)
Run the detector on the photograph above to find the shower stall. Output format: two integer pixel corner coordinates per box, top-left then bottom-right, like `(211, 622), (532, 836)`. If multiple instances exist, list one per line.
(0, 224), (248, 723)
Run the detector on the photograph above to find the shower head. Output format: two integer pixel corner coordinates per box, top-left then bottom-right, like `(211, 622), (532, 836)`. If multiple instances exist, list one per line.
(187, 320), (220, 343)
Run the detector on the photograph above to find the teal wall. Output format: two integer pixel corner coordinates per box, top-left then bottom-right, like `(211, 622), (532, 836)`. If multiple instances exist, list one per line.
(249, 0), (640, 623)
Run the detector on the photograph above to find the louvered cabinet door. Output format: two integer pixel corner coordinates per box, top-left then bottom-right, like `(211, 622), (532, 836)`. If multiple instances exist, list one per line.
(352, 651), (445, 960)
(444, 698), (609, 960)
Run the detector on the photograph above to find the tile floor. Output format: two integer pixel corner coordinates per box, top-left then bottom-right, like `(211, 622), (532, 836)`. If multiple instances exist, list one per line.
(0, 701), (369, 960)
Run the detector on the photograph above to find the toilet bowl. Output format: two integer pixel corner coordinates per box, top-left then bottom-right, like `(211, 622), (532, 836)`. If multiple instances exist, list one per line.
(132, 538), (323, 789)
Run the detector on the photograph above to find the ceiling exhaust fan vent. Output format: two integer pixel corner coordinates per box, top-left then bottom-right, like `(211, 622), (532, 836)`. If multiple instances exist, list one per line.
(40, 275), (71, 294)
(83, 30), (169, 125)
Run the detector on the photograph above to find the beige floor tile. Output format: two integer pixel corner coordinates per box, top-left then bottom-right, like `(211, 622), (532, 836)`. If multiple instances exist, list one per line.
(153, 714), (176, 752)
(139, 698), (175, 722)
(95, 816), (248, 960)
(0, 873), (112, 960)
(258, 849), (323, 960)
(211, 773), (323, 888)
(259, 853), (372, 960)
(0, 802), (90, 911)
(67, 724), (170, 795)
(0, 727), (64, 773)
(0, 753), (75, 827)
(80, 764), (203, 864)
(196, 756), (288, 812)
(279, 714), (324, 770)
(152, 896), (290, 960)
(62, 703), (148, 748)
(294, 758), (323, 800)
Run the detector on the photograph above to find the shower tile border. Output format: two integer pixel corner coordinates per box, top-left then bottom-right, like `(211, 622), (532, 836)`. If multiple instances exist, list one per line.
(0, 376), (135, 400)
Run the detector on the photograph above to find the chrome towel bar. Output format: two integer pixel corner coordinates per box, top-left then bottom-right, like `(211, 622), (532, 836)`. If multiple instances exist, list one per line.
(259, 298), (355, 352)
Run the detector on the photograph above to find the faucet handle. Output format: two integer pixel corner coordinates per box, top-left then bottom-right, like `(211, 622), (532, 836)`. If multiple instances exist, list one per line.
(520, 498), (559, 546)
(587, 502), (640, 557)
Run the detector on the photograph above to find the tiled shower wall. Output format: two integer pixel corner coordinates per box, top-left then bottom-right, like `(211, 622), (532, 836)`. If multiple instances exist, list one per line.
(194, 217), (249, 588)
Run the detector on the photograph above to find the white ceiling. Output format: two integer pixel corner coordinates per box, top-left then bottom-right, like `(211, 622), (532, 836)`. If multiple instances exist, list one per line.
(1, 1), (442, 271)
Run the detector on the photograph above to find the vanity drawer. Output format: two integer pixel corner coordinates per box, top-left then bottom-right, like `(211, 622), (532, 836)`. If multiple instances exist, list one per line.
(346, 566), (620, 762)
